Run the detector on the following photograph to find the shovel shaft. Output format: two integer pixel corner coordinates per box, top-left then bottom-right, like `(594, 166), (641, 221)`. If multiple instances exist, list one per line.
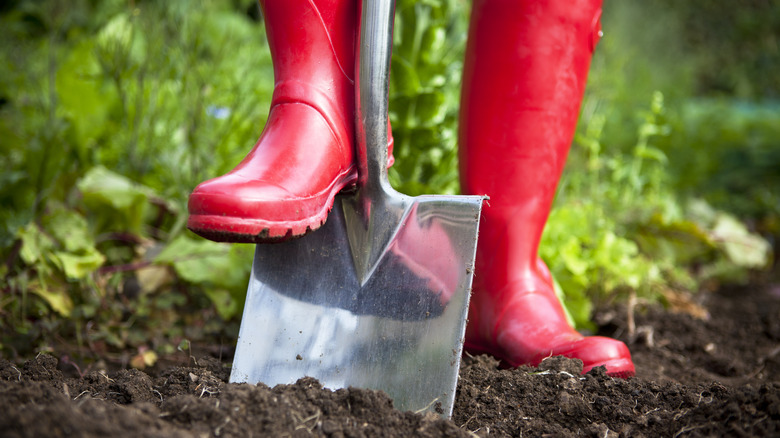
(356, 0), (395, 197)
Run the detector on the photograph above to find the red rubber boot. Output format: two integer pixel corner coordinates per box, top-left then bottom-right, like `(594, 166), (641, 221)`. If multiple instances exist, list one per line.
(188, 0), (393, 243)
(459, 0), (634, 377)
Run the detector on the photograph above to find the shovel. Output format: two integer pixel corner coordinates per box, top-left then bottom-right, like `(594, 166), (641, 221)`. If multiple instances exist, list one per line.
(229, 0), (484, 417)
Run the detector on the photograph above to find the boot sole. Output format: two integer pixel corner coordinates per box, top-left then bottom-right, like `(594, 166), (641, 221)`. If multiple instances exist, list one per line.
(187, 168), (358, 243)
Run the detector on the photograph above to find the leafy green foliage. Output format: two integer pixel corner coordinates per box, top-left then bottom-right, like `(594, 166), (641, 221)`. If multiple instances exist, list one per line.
(0, 0), (776, 361)
(656, 0), (780, 99)
(547, 93), (772, 328)
(661, 100), (780, 229)
(155, 236), (252, 320)
(0, 0), (266, 360)
(388, 0), (468, 196)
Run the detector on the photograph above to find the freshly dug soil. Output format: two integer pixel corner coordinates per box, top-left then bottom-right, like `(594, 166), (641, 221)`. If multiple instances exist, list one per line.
(1, 281), (779, 437)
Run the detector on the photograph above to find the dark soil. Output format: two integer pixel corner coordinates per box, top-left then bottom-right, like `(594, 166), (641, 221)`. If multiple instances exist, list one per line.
(2, 281), (779, 437)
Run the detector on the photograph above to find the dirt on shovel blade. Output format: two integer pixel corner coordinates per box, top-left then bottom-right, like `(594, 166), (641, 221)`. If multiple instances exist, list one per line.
(1, 280), (779, 437)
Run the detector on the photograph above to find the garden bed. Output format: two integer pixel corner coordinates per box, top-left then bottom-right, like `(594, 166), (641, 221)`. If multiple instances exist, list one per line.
(1, 280), (778, 437)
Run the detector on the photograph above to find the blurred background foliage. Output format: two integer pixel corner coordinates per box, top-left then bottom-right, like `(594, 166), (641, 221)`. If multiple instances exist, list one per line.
(0, 0), (777, 364)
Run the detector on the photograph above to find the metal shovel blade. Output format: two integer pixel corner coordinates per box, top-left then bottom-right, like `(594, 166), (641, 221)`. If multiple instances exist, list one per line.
(230, 194), (482, 416)
(229, 0), (484, 417)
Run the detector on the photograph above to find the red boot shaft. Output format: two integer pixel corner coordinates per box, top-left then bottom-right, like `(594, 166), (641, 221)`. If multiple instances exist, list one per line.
(460, 0), (634, 377)
(188, 0), (392, 243)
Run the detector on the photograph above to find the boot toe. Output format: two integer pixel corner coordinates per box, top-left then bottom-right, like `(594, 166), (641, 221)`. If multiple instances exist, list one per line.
(186, 103), (357, 243)
(555, 336), (635, 377)
(189, 175), (298, 220)
(468, 290), (635, 378)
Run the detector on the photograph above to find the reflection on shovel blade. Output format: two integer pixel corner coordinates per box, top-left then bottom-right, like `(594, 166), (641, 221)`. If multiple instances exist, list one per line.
(230, 193), (483, 416)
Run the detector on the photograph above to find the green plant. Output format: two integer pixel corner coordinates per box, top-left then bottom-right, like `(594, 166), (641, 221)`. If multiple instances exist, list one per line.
(545, 92), (771, 330)
(0, 0), (267, 361)
(1, 0), (775, 361)
(388, 0), (468, 196)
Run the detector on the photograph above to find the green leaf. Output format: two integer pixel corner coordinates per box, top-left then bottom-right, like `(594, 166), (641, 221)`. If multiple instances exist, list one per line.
(636, 145), (668, 163)
(77, 166), (154, 233)
(42, 208), (95, 253)
(156, 235), (250, 291)
(98, 13), (135, 49)
(560, 237), (589, 276)
(593, 232), (643, 290)
(177, 339), (191, 352)
(155, 236), (228, 281)
(78, 166), (151, 210)
(687, 198), (718, 225)
(96, 12), (146, 66)
(711, 213), (771, 268)
(594, 232), (638, 266)
(29, 279), (73, 317)
(56, 39), (115, 152)
(18, 223), (55, 266)
(155, 236), (251, 319)
(52, 249), (105, 280)
(637, 212), (715, 264)
(390, 57), (421, 96)
(204, 288), (238, 320)
(136, 265), (173, 294)
(412, 92), (446, 126)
